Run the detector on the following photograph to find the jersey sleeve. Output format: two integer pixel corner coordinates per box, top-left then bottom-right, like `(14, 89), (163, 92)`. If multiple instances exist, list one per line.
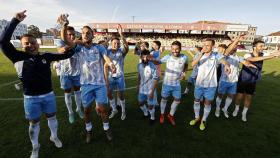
(160, 54), (171, 63)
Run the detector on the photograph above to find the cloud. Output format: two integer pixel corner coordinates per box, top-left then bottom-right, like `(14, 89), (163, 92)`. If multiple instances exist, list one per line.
(0, 0), (93, 32)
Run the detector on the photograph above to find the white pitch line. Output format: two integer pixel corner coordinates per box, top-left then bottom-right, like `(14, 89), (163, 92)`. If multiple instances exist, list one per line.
(0, 80), (164, 101)
(0, 80), (20, 87)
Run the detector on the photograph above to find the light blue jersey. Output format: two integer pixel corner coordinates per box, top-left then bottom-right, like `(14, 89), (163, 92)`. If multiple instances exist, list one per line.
(137, 62), (159, 94)
(57, 40), (80, 76)
(220, 54), (244, 83)
(75, 44), (107, 85)
(161, 54), (188, 86)
(107, 48), (125, 78)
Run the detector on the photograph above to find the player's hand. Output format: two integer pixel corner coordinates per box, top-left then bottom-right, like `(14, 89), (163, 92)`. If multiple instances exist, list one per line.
(148, 91), (154, 100)
(15, 10), (27, 21)
(180, 72), (186, 80)
(224, 64), (231, 75)
(117, 24), (123, 37)
(57, 14), (69, 27)
(59, 45), (71, 54)
(110, 63), (116, 73)
(238, 32), (248, 40)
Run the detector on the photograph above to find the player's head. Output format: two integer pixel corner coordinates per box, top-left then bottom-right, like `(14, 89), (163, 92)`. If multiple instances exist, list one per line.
(152, 40), (161, 51)
(20, 34), (39, 55)
(66, 26), (75, 41)
(202, 38), (215, 53)
(195, 46), (202, 53)
(82, 26), (94, 43)
(217, 44), (227, 54)
(140, 49), (151, 64)
(253, 40), (265, 53)
(111, 37), (121, 50)
(171, 41), (181, 57)
(140, 41), (149, 51)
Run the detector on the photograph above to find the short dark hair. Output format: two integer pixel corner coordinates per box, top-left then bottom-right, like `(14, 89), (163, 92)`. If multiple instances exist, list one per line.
(66, 26), (75, 31)
(253, 40), (265, 47)
(141, 49), (150, 56)
(153, 40), (161, 48)
(142, 41), (149, 48)
(218, 44), (228, 49)
(111, 37), (120, 42)
(98, 40), (105, 44)
(20, 34), (36, 40)
(82, 26), (93, 34)
(195, 46), (203, 52)
(203, 38), (215, 46)
(171, 41), (181, 48)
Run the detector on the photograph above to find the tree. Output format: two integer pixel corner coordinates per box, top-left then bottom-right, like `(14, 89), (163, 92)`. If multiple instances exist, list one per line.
(27, 25), (42, 38)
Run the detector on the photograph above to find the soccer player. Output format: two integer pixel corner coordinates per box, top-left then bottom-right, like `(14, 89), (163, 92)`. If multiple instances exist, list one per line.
(137, 50), (159, 124)
(134, 41), (149, 63)
(183, 46), (202, 94)
(0, 11), (76, 158)
(189, 38), (231, 131)
(233, 40), (280, 122)
(216, 44), (228, 83)
(57, 26), (84, 124)
(215, 34), (256, 118)
(104, 24), (129, 120)
(151, 40), (163, 77)
(150, 40), (164, 106)
(159, 41), (188, 126)
(59, 14), (116, 142)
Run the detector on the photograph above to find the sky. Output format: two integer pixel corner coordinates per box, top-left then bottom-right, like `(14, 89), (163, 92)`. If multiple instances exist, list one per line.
(0, 0), (279, 35)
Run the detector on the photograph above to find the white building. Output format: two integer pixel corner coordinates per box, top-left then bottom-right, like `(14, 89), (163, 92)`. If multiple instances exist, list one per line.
(262, 33), (280, 50)
(0, 19), (27, 40)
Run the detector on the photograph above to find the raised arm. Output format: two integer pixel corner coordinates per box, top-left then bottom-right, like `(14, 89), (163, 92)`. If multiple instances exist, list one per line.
(240, 60), (257, 69)
(224, 33), (247, 56)
(219, 58), (231, 74)
(43, 48), (76, 61)
(104, 62), (110, 89)
(0, 10), (33, 63)
(117, 24), (129, 56)
(245, 52), (280, 62)
(191, 52), (204, 67)
(58, 14), (76, 48)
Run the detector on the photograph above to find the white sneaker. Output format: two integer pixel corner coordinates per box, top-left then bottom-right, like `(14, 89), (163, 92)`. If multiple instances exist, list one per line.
(215, 108), (220, 117)
(30, 144), (40, 158)
(50, 137), (62, 148)
(242, 114), (247, 122)
(143, 110), (148, 117)
(121, 112), (126, 120)
(232, 108), (239, 117)
(222, 108), (229, 118)
(109, 110), (118, 119)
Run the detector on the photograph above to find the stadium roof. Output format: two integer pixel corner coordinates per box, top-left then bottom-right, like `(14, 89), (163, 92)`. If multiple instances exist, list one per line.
(268, 31), (280, 36)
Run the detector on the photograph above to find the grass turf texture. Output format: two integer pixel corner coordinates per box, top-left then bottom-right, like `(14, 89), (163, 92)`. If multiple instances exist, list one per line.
(0, 49), (280, 158)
